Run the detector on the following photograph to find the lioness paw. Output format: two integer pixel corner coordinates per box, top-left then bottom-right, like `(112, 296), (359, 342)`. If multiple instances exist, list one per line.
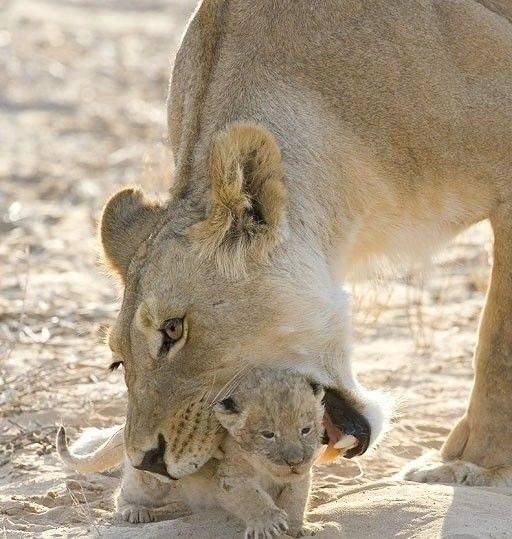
(244, 508), (288, 539)
(401, 452), (512, 487)
(290, 521), (324, 537)
(119, 505), (156, 524)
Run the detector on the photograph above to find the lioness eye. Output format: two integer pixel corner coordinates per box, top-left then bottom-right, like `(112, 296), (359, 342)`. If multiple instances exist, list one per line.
(261, 431), (275, 440)
(159, 317), (184, 355)
(301, 427), (311, 436)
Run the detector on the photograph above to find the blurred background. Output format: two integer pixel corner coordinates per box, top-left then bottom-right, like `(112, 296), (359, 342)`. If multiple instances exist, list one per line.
(0, 0), (493, 535)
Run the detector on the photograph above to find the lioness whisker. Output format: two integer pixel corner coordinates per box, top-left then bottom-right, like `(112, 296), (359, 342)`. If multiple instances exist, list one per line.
(208, 365), (251, 406)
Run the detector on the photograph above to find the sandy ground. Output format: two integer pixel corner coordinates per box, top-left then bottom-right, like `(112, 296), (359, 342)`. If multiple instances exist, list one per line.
(1, 1), (511, 538)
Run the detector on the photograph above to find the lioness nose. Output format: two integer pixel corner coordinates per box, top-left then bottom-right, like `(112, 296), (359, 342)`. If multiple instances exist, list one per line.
(134, 433), (172, 478)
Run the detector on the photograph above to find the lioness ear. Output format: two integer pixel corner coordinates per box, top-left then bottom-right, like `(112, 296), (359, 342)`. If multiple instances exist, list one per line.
(190, 122), (287, 276)
(100, 188), (163, 279)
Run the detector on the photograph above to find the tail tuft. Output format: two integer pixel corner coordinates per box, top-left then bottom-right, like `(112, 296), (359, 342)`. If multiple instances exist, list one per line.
(56, 426), (66, 449)
(55, 424), (125, 473)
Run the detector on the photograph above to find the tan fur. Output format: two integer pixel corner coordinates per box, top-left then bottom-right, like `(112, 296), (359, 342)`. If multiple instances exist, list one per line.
(189, 123), (288, 277)
(59, 370), (325, 537)
(100, 0), (512, 486)
(100, 187), (163, 280)
(57, 400), (224, 481)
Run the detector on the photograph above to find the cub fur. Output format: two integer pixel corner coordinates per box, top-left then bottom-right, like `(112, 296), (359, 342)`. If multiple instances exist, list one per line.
(57, 368), (325, 537)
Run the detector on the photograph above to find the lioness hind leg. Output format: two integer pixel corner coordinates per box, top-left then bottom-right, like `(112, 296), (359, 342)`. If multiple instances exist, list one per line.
(404, 209), (512, 487)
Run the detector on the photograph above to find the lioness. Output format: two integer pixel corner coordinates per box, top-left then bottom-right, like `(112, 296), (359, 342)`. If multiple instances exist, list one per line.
(100, 0), (512, 487)
(58, 369), (325, 537)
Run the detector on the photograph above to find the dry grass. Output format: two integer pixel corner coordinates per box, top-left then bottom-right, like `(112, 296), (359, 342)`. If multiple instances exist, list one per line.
(352, 224), (492, 356)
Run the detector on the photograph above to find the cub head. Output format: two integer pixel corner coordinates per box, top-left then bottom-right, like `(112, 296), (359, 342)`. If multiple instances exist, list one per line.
(102, 122), (381, 480)
(214, 369), (325, 478)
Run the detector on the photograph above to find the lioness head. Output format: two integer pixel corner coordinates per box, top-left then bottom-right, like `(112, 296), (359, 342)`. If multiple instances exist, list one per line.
(103, 122), (384, 479)
(214, 368), (325, 478)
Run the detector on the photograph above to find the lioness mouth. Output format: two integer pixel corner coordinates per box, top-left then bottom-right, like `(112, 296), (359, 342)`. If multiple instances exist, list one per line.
(322, 388), (371, 459)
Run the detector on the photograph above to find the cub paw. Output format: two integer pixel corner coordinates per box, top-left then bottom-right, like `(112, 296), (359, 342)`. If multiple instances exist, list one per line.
(244, 509), (289, 538)
(290, 520), (324, 537)
(119, 505), (156, 524)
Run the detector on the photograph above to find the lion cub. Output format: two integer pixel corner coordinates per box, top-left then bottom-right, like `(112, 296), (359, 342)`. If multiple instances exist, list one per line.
(58, 368), (325, 537)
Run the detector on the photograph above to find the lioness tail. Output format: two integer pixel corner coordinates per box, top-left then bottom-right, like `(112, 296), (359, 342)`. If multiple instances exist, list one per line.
(56, 425), (125, 473)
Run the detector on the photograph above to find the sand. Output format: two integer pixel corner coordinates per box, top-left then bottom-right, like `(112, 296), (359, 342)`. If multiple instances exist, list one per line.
(1, 1), (510, 537)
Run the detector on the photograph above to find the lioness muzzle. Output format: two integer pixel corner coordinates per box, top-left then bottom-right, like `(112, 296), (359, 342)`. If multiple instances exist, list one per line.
(134, 433), (176, 480)
(322, 388), (371, 459)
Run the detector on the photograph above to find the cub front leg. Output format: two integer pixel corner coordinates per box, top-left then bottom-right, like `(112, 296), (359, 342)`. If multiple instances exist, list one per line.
(277, 473), (320, 537)
(116, 463), (175, 523)
(215, 471), (288, 538)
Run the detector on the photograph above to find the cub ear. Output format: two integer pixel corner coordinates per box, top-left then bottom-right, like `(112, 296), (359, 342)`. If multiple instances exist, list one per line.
(190, 122), (287, 276)
(213, 397), (243, 431)
(310, 381), (325, 401)
(213, 397), (239, 415)
(100, 188), (163, 280)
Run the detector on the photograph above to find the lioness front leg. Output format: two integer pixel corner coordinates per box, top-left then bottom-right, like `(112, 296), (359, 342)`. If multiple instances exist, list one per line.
(404, 209), (512, 487)
(216, 472), (288, 538)
(116, 463), (176, 523)
(277, 473), (321, 537)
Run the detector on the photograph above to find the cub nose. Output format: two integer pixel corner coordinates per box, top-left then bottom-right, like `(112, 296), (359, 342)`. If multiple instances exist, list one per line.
(283, 446), (304, 466)
(134, 433), (172, 478)
(284, 456), (304, 466)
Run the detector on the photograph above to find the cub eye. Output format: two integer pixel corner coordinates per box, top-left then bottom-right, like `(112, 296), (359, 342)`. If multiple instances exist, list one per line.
(301, 426), (311, 436)
(261, 431), (275, 440)
(159, 318), (184, 355)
